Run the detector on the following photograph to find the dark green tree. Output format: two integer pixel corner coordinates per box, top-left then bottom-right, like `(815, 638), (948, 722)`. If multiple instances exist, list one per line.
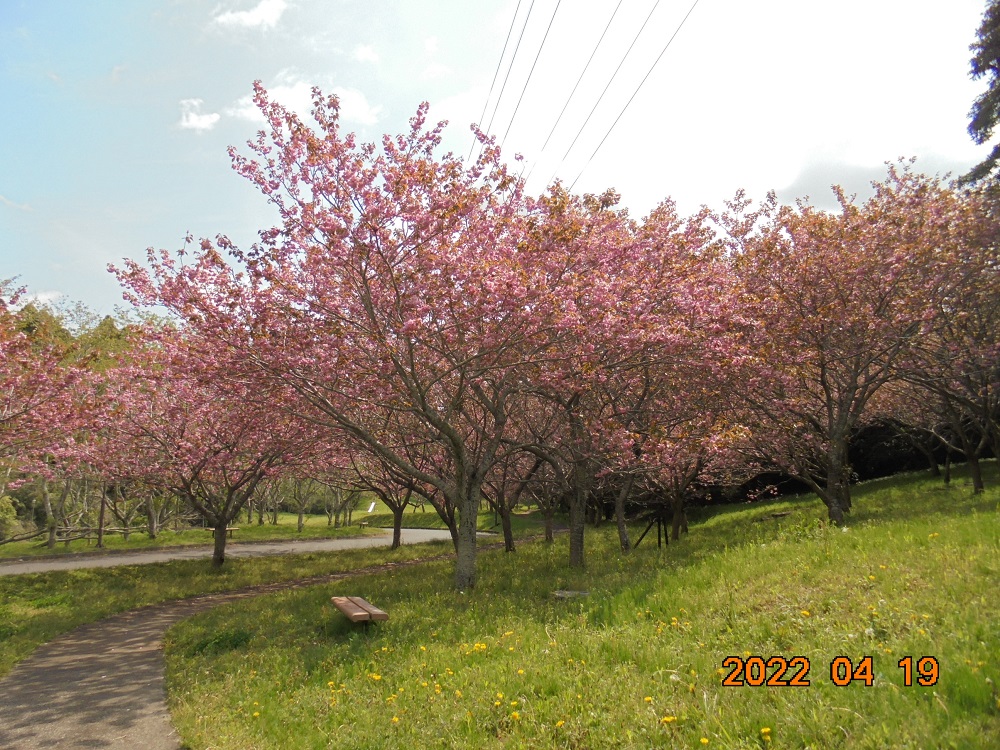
(963, 0), (1000, 185)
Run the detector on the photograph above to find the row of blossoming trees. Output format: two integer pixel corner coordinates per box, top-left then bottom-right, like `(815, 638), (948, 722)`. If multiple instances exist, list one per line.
(3, 83), (999, 589)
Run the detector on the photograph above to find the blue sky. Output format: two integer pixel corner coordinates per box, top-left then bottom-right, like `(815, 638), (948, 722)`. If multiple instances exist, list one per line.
(0, 0), (990, 314)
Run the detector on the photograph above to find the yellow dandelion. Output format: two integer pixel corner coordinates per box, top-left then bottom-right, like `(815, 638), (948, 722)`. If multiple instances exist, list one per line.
(644, 696), (653, 703)
(760, 727), (771, 735)
(420, 645), (427, 652)
(496, 692), (504, 699)
(868, 575), (876, 581)
(701, 738), (709, 745)
(660, 716), (676, 724)
(556, 720), (566, 728)
(369, 673), (381, 681)
(391, 716), (399, 724)
(801, 610), (811, 617)
(455, 689), (462, 698)
(511, 711), (521, 720)
(517, 669), (525, 675)
(253, 711), (260, 718)
(495, 700), (502, 707)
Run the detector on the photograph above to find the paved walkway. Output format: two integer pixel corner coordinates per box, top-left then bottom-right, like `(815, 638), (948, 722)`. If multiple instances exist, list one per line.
(0, 529), (474, 749)
(0, 528), (461, 576)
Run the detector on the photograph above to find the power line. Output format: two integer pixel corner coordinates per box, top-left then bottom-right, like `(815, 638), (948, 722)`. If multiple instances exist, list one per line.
(467, 0), (525, 163)
(481, 0), (538, 146)
(547, 0), (663, 186)
(498, 0), (563, 151)
(569, 0), (702, 192)
(524, 0), (624, 185)
(539, 0), (624, 155)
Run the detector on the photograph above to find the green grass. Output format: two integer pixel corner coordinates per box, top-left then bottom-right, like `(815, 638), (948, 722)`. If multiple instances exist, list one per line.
(0, 540), (454, 680)
(360, 498), (546, 536)
(0, 512), (377, 559)
(163, 469), (1000, 749)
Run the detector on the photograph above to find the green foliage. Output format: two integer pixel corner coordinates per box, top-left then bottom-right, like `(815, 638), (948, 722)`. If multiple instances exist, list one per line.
(0, 496), (20, 540)
(963, 0), (1000, 184)
(164, 470), (1000, 749)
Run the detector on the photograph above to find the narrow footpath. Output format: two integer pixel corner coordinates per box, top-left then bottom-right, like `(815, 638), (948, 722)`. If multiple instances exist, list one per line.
(0, 529), (471, 749)
(0, 527), (459, 576)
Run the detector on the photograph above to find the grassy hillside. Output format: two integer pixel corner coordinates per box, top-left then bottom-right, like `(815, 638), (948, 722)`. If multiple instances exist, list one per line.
(163, 469), (1000, 749)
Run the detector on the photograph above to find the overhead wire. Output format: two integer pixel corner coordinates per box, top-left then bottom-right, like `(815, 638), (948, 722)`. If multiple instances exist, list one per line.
(498, 0), (564, 151)
(467, 0), (525, 163)
(569, 0), (702, 191)
(480, 0), (539, 153)
(524, 0), (624, 184)
(546, 0), (664, 186)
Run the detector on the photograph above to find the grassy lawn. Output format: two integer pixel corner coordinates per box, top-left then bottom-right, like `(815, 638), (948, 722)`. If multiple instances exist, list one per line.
(0, 540), (454, 680)
(0, 512), (377, 559)
(359, 496), (546, 536)
(163, 469), (999, 749)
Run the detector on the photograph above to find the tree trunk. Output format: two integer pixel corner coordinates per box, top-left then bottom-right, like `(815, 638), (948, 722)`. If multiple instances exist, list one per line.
(454, 483), (479, 590)
(212, 525), (228, 567)
(544, 506), (554, 543)
(96, 489), (107, 549)
(146, 496), (158, 540)
(824, 437), (850, 524)
(391, 505), (404, 550)
(499, 505), (515, 552)
(297, 509), (305, 533)
(615, 475), (635, 552)
(568, 486), (586, 568)
(670, 494), (687, 541)
(968, 454), (985, 493)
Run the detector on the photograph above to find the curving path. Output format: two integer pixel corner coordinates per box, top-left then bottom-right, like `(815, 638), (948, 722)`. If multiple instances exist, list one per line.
(0, 529), (479, 749)
(0, 527), (462, 576)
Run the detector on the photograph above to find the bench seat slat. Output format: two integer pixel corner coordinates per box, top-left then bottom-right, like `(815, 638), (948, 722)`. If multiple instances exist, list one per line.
(332, 596), (389, 623)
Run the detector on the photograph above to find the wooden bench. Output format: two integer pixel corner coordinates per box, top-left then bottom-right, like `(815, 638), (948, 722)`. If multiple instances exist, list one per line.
(205, 527), (239, 539)
(331, 596), (389, 625)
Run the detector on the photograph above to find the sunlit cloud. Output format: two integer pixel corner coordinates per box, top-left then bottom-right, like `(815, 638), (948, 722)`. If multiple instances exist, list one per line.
(353, 44), (379, 63)
(0, 194), (33, 212)
(228, 73), (381, 126)
(178, 99), (221, 131)
(213, 0), (287, 30)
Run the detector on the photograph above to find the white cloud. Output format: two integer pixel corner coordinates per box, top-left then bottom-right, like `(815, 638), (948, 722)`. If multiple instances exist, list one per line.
(0, 194), (32, 211)
(213, 0), (287, 30)
(353, 44), (379, 63)
(228, 75), (381, 126)
(178, 99), (221, 132)
(421, 62), (452, 81)
(424, 37), (439, 55)
(21, 290), (63, 306)
(331, 87), (381, 125)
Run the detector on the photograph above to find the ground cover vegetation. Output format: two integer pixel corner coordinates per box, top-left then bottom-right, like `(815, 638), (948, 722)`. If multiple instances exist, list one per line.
(163, 470), (999, 749)
(0, 539), (455, 680)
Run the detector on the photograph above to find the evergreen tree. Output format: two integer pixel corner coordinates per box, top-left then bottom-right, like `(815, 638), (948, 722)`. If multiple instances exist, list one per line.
(963, 0), (1000, 185)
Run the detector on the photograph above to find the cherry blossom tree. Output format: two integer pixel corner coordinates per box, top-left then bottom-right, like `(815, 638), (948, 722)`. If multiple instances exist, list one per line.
(95, 328), (315, 565)
(723, 165), (967, 523)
